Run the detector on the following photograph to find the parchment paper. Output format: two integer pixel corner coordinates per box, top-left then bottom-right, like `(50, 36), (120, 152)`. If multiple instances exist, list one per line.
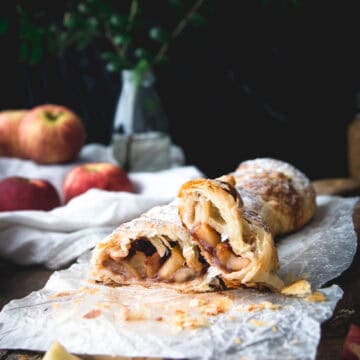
(0, 195), (358, 360)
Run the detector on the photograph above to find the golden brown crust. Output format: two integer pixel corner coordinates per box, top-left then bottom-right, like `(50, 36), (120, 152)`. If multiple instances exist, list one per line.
(177, 177), (283, 290)
(234, 158), (316, 236)
(177, 158), (316, 291)
(91, 204), (222, 293)
(92, 158), (315, 294)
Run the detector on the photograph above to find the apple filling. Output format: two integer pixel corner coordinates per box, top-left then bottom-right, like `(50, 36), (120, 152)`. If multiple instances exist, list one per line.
(179, 182), (252, 274)
(102, 237), (206, 284)
(192, 223), (250, 273)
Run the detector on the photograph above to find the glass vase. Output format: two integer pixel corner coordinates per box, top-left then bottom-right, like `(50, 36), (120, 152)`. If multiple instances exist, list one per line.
(111, 69), (171, 172)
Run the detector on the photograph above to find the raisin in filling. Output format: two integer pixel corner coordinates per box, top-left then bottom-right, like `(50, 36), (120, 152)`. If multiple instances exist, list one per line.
(106, 237), (206, 283)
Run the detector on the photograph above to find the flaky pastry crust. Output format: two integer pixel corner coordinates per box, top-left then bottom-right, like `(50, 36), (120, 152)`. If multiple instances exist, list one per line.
(91, 204), (222, 293)
(178, 177), (283, 290)
(233, 158), (316, 236)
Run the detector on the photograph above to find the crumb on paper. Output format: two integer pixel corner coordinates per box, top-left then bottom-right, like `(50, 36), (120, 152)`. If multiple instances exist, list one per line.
(155, 316), (163, 322)
(79, 286), (99, 295)
(199, 296), (233, 316)
(122, 307), (145, 321)
(189, 298), (207, 307)
(48, 291), (75, 299)
(305, 291), (327, 302)
(236, 301), (280, 312)
(234, 337), (242, 344)
(48, 286), (99, 299)
(281, 279), (311, 297)
(249, 319), (270, 327)
(175, 309), (185, 315)
(72, 298), (84, 305)
(83, 309), (102, 319)
(95, 302), (112, 309)
(272, 326), (278, 332)
(171, 313), (209, 330)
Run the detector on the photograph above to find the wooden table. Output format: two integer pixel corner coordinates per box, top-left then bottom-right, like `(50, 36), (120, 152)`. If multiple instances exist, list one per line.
(1, 203), (359, 360)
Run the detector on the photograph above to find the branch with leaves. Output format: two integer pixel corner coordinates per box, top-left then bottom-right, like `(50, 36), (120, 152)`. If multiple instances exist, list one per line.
(0, 0), (209, 75)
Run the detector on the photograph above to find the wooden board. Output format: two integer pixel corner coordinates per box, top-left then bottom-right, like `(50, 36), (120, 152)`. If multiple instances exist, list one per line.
(1, 203), (359, 360)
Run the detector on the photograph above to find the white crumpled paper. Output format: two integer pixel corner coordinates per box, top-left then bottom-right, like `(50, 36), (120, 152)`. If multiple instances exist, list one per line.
(0, 196), (358, 360)
(0, 143), (203, 269)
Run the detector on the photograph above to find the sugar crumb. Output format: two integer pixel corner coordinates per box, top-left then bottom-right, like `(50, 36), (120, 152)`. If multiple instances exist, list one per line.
(249, 319), (269, 327)
(234, 337), (242, 344)
(236, 301), (280, 312)
(305, 291), (326, 302)
(281, 279), (311, 297)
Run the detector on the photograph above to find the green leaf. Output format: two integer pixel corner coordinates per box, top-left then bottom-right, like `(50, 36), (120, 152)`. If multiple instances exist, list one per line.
(157, 54), (170, 65)
(113, 34), (127, 46)
(63, 13), (77, 29)
(190, 13), (206, 27)
(134, 58), (150, 87)
(48, 24), (58, 33)
(76, 35), (92, 50)
(101, 51), (118, 61)
(0, 18), (9, 35)
(149, 27), (170, 43)
(78, 3), (88, 14)
(108, 14), (127, 28)
(53, 32), (68, 55)
(106, 61), (119, 72)
(87, 17), (98, 29)
(134, 48), (152, 63)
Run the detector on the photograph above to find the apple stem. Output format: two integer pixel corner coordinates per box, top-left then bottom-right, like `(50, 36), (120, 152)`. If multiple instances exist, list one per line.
(45, 111), (62, 121)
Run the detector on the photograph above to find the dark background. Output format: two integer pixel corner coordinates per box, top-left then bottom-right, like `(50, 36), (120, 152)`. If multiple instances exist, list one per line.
(1, 0), (360, 179)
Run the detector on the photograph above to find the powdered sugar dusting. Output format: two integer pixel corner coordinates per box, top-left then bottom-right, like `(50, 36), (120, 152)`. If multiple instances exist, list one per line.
(235, 158), (312, 194)
(111, 204), (181, 236)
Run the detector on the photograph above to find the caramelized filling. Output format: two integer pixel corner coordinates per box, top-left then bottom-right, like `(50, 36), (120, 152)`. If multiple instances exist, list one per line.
(105, 237), (205, 283)
(192, 223), (250, 273)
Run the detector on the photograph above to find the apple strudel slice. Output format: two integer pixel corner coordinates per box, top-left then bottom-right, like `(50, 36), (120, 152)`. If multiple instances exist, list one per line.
(178, 176), (284, 290)
(91, 204), (222, 293)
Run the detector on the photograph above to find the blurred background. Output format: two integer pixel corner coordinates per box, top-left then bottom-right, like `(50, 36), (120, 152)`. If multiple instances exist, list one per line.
(1, 0), (360, 179)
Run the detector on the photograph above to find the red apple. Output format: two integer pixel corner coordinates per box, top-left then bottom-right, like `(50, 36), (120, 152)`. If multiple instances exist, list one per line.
(18, 104), (86, 164)
(0, 110), (28, 158)
(63, 162), (133, 203)
(0, 176), (61, 211)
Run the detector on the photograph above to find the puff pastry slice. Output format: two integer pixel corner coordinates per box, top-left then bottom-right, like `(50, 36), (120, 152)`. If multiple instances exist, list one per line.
(91, 204), (221, 292)
(178, 176), (283, 290)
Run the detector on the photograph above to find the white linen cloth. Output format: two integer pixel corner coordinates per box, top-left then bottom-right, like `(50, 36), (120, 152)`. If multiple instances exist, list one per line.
(0, 143), (203, 269)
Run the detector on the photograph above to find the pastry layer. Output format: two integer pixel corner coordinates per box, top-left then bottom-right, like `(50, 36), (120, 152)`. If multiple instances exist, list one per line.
(178, 176), (283, 290)
(91, 204), (221, 292)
